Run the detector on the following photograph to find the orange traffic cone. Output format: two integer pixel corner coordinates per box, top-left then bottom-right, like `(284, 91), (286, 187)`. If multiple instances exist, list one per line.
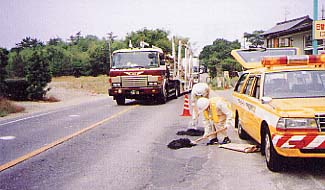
(180, 94), (192, 116)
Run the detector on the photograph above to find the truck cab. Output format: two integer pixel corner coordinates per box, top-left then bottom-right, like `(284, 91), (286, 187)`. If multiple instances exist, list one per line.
(108, 47), (179, 105)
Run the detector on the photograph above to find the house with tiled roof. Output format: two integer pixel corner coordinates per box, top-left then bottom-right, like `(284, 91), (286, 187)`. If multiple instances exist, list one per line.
(261, 15), (324, 55)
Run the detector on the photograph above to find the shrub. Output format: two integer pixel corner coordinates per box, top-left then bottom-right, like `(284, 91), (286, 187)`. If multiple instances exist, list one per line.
(25, 50), (52, 100)
(4, 78), (29, 100)
(0, 48), (9, 97)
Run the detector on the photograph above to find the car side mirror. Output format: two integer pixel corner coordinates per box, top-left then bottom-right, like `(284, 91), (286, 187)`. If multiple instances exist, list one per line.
(261, 97), (272, 104)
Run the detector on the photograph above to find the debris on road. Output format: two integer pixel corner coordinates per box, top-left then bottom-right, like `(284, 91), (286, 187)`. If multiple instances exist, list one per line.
(176, 128), (204, 136)
(219, 143), (260, 153)
(167, 138), (197, 149)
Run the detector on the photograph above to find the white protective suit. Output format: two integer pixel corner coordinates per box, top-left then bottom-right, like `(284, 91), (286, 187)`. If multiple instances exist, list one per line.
(189, 83), (210, 129)
(197, 97), (233, 140)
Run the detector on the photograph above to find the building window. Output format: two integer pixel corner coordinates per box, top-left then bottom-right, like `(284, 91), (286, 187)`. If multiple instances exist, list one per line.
(267, 39), (275, 48)
(267, 39), (270, 48)
(304, 34), (325, 48)
(274, 38), (279, 48)
(304, 35), (312, 47)
(280, 38), (291, 47)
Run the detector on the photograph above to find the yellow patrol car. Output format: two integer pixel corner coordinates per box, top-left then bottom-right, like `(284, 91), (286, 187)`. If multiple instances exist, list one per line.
(231, 47), (325, 172)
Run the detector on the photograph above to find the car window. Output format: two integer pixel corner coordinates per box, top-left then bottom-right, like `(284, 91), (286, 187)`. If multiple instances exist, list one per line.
(234, 73), (248, 93)
(263, 70), (325, 98)
(252, 76), (261, 99)
(243, 76), (255, 95)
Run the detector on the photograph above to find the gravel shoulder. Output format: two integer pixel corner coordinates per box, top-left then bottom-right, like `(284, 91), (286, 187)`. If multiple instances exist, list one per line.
(0, 83), (109, 121)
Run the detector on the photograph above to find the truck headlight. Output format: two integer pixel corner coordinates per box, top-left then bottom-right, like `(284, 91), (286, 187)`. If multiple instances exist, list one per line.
(112, 83), (121, 87)
(276, 118), (318, 130)
(148, 82), (158, 86)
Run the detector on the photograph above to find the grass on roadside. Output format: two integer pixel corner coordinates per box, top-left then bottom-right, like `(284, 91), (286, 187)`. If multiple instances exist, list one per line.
(51, 75), (109, 94)
(1, 75), (108, 117)
(0, 97), (25, 117)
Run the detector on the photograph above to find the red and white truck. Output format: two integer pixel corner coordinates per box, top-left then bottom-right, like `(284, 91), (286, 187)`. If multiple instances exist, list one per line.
(108, 40), (195, 105)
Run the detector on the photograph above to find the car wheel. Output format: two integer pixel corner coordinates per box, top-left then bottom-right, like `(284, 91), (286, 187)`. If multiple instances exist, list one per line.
(236, 113), (248, 139)
(264, 129), (283, 172)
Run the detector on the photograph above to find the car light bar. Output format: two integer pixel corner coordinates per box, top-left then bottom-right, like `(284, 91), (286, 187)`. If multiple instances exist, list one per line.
(261, 55), (325, 67)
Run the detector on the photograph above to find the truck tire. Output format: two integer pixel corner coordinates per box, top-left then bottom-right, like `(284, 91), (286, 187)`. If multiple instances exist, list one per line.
(159, 88), (167, 104)
(116, 96), (125, 105)
(159, 82), (168, 104)
(173, 84), (180, 99)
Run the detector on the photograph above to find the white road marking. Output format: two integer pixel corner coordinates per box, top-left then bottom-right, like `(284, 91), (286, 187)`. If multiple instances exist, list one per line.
(0, 136), (16, 140)
(69, 114), (80, 117)
(0, 111), (56, 127)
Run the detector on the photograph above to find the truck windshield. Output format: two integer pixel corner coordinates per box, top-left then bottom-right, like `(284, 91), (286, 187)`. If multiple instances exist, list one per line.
(263, 70), (325, 98)
(112, 51), (159, 69)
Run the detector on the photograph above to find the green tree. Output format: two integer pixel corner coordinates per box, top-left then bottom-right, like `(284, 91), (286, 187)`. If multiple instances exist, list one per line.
(199, 38), (241, 78)
(111, 40), (127, 52)
(220, 58), (242, 72)
(7, 37), (45, 78)
(88, 41), (107, 76)
(45, 45), (72, 76)
(48, 37), (65, 46)
(0, 48), (9, 96)
(68, 46), (90, 77)
(125, 28), (171, 53)
(7, 48), (35, 78)
(244, 30), (265, 47)
(25, 49), (52, 100)
(15, 37), (44, 50)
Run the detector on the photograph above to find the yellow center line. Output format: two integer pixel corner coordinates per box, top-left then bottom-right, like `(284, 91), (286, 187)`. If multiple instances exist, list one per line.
(0, 105), (139, 172)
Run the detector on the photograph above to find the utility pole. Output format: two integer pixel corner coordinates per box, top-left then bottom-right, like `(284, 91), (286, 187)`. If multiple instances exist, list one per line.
(107, 32), (117, 70)
(177, 40), (182, 78)
(172, 37), (176, 78)
(313, 0), (318, 55)
(284, 7), (290, 21)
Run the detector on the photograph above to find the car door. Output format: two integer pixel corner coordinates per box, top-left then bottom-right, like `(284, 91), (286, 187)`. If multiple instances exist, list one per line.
(233, 73), (249, 129)
(244, 75), (262, 141)
(240, 75), (256, 136)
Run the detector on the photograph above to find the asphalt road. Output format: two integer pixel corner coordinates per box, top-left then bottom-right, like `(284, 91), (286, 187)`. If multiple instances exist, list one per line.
(1, 91), (325, 190)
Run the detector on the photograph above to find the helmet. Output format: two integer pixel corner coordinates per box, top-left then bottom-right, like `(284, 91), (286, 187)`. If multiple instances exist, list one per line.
(196, 97), (210, 111)
(192, 83), (209, 96)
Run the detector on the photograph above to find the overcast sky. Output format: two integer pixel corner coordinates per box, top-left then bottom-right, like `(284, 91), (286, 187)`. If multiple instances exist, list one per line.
(0, 0), (323, 55)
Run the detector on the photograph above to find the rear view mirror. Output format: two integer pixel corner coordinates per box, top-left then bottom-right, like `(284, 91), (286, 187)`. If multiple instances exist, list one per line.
(148, 53), (155, 59)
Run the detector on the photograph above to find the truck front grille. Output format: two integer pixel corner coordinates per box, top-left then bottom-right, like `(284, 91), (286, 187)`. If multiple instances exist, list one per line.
(315, 113), (325, 132)
(121, 76), (147, 87)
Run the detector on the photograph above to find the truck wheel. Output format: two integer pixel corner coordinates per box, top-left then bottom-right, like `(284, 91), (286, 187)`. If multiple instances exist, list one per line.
(236, 113), (248, 140)
(116, 96), (125, 105)
(264, 129), (283, 172)
(159, 86), (168, 104)
(173, 84), (180, 99)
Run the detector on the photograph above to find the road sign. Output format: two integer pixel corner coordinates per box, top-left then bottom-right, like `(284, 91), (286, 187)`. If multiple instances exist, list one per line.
(314, 20), (325, 39)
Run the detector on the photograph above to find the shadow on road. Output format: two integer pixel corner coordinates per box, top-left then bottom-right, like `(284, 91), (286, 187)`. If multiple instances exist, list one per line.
(282, 158), (325, 174)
